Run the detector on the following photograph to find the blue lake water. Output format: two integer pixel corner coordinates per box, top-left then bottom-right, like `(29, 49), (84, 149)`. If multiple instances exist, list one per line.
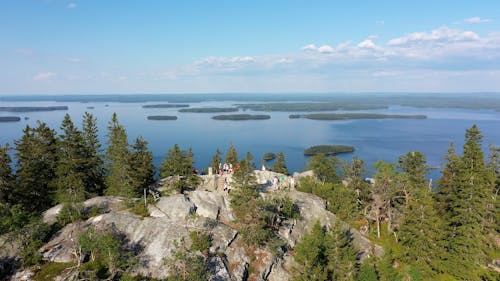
(1, 99), (500, 180)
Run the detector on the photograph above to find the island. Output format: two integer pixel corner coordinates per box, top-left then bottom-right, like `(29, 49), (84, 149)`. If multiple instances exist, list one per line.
(179, 107), (239, 113)
(304, 145), (355, 156)
(0, 116), (21, 122)
(147, 115), (178, 121)
(236, 103), (388, 112)
(0, 106), (68, 112)
(142, 104), (189, 108)
(263, 152), (276, 161)
(289, 113), (427, 120)
(212, 114), (271, 120)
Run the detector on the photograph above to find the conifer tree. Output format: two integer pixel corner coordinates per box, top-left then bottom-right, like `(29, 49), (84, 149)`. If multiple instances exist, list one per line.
(326, 221), (358, 281)
(209, 148), (222, 173)
(272, 151), (289, 175)
(55, 114), (87, 221)
(370, 160), (398, 238)
(342, 156), (371, 212)
(487, 145), (500, 233)
(225, 143), (238, 165)
(293, 222), (329, 281)
(14, 122), (58, 213)
(442, 125), (495, 280)
(130, 136), (155, 193)
(82, 112), (105, 196)
(307, 153), (340, 184)
(105, 113), (136, 198)
(0, 144), (14, 204)
(160, 144), (199, 192)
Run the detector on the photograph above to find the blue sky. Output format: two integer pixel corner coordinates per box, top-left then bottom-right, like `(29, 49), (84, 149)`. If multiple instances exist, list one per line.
(1, 0), (500, 94)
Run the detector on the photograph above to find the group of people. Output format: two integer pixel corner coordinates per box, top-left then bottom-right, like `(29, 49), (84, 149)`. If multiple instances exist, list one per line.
(217, 162), (235, 176)
(271, 175), (295, 190)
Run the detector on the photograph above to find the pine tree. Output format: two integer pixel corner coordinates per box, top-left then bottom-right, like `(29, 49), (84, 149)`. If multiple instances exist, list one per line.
(307, 153), (340, 184)
(82, 112), (105, 196)
(442, 125), (495, 280)
(0, 144), (14, 204)
(209, 148), (222, 173)
(272, 151), (289, 175)
(487, 145), (500, 233)
(356, 262), (378, 281)
(14, 123), (58, 213)
(104, 113), (136, 198)
(370, 160), (398, 238)
(225, 143), (238, 165)
(130, 136), (155, 193)
(342, 156), (371, 213)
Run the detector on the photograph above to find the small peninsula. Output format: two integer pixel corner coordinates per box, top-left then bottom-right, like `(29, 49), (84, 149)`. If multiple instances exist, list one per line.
(0, 116), (21, 122)
(142, 104), (190, 108)
(147, 115), (178, 121)
(0, 106), (68, 112)
(289, 113), (427, 120)
(179, 107), (239, 113)
(212, 114), (271, 120)
(304, 145), (355, 156)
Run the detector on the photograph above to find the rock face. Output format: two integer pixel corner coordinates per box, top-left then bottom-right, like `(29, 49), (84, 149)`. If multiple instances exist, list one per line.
(7, 170), (381, 280)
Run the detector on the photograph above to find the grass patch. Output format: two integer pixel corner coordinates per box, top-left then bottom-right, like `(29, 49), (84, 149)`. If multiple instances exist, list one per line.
(33, 262), (75, 281)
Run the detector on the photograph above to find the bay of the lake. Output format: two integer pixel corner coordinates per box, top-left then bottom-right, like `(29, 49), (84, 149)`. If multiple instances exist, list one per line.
(1, 99), (500, 180)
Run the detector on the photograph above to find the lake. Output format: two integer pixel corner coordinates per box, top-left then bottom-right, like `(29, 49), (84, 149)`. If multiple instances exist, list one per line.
(1, 96), (500, 181)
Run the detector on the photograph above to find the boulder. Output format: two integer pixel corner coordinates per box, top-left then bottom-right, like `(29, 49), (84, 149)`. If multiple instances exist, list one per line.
(151, 194), (196, 220)
(188, 190), (234, 221)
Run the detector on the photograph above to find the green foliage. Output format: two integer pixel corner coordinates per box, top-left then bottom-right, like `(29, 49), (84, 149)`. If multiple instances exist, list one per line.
(56, 202), (85, 226)
(130, 136), (155, 193)
(17, 220), (58, 266)
(356, 262), (378, 281)
(129, 201), (150, 217)
(225, 143), (238, 165)
(160, 144), (200, 193)
(272, 151), (289, 175)
(209, 147), (222, 173)
(189, 231), (211, 252)
(105, 113), (137, 198)
(0, 144), (14, 204)
(164, 239), (209, 281)
(307, 153), (340, 184)
(33, 262), (75, 281)
(82, 112), (105, 196)
(78, 227), (137, 277)
(14, 122), (58, 213)
(293, 221), (358, 281)
(0, 203), (33, 235)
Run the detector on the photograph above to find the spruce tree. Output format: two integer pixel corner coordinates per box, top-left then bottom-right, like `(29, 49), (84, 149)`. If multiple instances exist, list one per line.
(272, 151), (289, 175)
(82, 112), (105, 196)
(14, 122), (58, 213)
(0, 144), (14, 204)
(160, 144), (199, 192)
(55, 114), (87, 222)
(225, 143), (238, 165)
(130, 136), (155, 193)
(342, 156), (371, 213)
(293, 222), (329, 281)
(487, 145), (500, 233)
(104, 113), (136, 198)
(442, 125), (495, 280)
(209, 148), (222, 173)
(326, 221), (358, 281)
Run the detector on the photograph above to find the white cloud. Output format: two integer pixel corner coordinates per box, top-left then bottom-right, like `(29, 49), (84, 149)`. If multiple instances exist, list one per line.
(318, 45), (334, 53)
(464, 17), (492, 24)
(387, 26), (480, 46)
(67, 3), (77, 9)
(372, 71), (400, 77)
(301, 44), (317, 51)
(357, 39), (378, 49)
(33, 72), (57, 81)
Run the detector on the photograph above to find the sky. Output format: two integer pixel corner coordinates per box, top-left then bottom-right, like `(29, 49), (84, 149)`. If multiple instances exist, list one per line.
(1, 0), (500, 95)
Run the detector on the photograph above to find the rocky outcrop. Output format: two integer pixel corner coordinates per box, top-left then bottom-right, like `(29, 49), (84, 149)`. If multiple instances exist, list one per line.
(3, 170), (382, 280)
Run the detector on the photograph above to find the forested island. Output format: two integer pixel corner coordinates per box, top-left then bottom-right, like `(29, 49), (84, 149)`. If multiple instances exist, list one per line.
(0, 112), (498, 281)
(289, 113), (427, 120)
(146, 115), (178, 120)
(0, 116), (21, 122)
(237, 102), (388, 112)
(179, 107), (239, 113)
(0, 106), (68, 112)
(304, 145), (355, 156)
(212, 114), (271, 120)
(142, 104), (189, 108)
